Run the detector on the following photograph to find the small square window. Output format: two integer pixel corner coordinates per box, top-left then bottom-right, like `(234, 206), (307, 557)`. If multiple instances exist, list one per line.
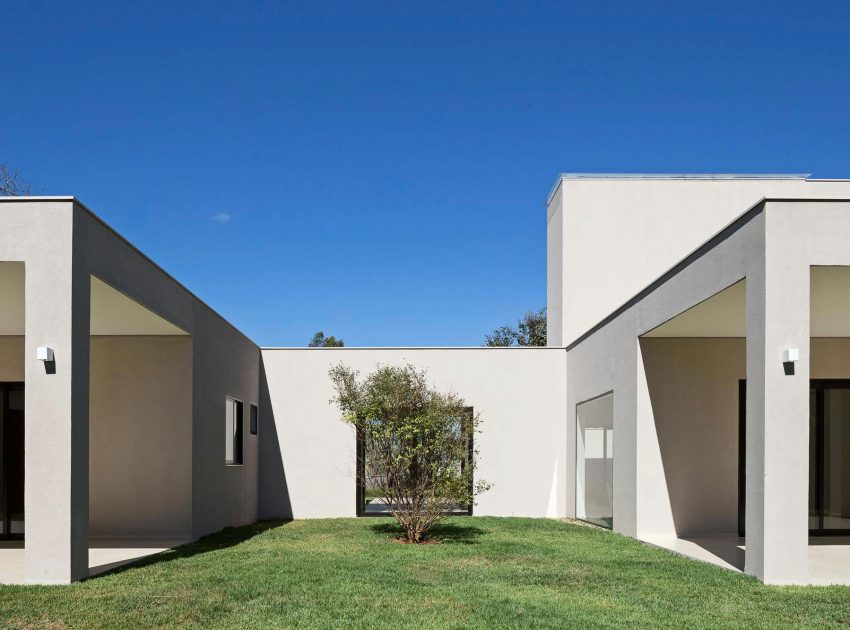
(250, 404), (258, 435)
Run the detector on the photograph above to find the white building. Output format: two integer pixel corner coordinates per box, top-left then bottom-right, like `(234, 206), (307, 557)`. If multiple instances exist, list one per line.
(3, 174), (850, 585)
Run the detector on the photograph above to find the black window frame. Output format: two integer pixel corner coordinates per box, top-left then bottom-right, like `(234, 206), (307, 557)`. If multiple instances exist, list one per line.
(226, 396), (244, 466)
(356, 406), (474, 517)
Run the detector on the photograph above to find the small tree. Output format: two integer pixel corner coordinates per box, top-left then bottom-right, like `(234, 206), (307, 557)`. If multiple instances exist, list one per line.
(484, 307), (546, 346)
(330, 363), (489, 543)
(309, 331), (344, 347)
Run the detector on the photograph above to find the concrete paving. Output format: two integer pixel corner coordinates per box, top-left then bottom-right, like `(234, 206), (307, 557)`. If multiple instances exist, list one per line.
(641, 534), (850, 585)
(0, 538), (189, 584)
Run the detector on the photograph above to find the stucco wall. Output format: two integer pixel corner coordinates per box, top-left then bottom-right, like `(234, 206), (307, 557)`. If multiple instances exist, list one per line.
(259, 347), (567, 520)
(72, 206), (261, 540)
(0, 336), (24, 381)
(640, 338), (744, 536)
(550, 177), (850, 346)
(546, 185), (564, 347)
(89, 336), (192, 539)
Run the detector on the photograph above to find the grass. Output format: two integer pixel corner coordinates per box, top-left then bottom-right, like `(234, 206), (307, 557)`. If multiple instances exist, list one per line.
(2, 518), (850, 629)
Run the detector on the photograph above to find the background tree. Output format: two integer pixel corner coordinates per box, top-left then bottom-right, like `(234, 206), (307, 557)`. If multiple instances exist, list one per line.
(484, 307), (546, 346)
(0, 163), (32, 196)
(309, 331), (344, 347)
(330, 363), (490, 543)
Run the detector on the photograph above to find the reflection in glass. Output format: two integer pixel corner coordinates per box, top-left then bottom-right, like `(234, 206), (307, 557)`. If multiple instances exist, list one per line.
(576, 393), (614, 529)
(823, 388), (850, 531)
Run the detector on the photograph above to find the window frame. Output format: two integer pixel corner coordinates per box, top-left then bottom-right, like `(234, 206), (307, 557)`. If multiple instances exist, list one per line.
(249, 403), (258, 436)
(575, 391), (614, 530)
(355, 406), (474, 517)
(225, 396), (244, 466)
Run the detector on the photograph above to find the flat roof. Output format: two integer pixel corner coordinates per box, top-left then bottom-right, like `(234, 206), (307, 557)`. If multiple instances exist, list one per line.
(546, 172), (814, 206)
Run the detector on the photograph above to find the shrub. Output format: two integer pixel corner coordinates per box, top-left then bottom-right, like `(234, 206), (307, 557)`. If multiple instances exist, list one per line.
(330, 363), (490, 542)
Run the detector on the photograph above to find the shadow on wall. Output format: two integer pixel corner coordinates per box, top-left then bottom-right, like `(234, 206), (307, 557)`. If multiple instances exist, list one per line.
(640, 338), (744, 537)
(258, 357), (293, 520)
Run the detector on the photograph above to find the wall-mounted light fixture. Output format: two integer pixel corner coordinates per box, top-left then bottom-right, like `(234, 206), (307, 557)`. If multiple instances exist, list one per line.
(37, 346), (54, 362)
(783, 348), (800, 364)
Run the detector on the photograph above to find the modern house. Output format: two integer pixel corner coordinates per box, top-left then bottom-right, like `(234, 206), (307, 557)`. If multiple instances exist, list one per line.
(2, 174), (850, 585)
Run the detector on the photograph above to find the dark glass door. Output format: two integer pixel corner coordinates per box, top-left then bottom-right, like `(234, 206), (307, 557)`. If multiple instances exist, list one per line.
(739, 380), (850, 537)
(811, 381), (850, 534)
(0, 383), (24, 540)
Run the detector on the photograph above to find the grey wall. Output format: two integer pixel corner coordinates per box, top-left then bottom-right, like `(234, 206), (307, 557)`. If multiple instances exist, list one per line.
(640, 338), (744, 536)
(259, 347), (568, 520)
(548, 177), (850, 347)
(72, 205), (261, 541)
(89, 336), (192, 539)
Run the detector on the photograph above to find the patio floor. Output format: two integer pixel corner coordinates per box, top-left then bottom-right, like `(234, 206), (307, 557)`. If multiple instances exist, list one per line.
(0, 538), (188, 584)
(641, 534), (850, 585)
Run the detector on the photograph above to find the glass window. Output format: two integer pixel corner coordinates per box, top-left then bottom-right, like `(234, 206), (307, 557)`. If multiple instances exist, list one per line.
(250, 404), (258, 436)
(357, 407), (474, 516)
(576, 393), (614, 529)
(225, 397), (243, 465)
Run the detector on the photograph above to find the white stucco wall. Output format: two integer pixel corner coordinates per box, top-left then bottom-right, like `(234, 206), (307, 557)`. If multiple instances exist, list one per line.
(259, 347), (567, 520)
(547, 177), (850, 346)
(89, 336), (192, 539)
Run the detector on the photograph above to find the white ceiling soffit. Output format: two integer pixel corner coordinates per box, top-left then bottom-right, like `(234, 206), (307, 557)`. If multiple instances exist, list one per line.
(644, 267), (850, 338)
(810, 267), (850, 337)
(90, 276), (188, 336)
(642, 280), (746, 338)
(0, 263), (24, 335)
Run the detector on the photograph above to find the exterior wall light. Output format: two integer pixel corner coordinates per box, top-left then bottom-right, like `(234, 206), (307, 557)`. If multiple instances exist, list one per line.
(783, 348), (800, 363)
(37, 346), (54, 362)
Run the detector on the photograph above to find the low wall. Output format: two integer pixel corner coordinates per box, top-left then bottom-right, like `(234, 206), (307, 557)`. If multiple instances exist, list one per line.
(259, 347), (567, 520)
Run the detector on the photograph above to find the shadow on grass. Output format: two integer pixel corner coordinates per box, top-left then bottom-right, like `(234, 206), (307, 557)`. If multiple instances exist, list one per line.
(369, 520), (487, 544)
(87, 520), (290, 581)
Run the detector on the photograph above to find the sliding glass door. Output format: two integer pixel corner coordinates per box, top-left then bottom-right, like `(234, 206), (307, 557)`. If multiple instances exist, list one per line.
(0, 383), (25, 540)
(740, 380), (850, 536)
(811, 381), (850, 534)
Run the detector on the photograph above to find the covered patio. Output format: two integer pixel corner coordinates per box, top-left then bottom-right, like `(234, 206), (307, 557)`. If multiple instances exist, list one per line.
(638, 262), (850, 584)
(0, 259), (192, 583)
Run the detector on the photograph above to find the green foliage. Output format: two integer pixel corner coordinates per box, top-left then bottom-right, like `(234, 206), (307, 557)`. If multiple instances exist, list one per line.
(330, 363), (490, 542)
(309, 331), (345, 347)
(484, 307), (546, 346)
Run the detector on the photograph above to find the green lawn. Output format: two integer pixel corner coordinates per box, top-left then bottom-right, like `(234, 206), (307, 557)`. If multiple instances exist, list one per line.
(2, 518), (849, 629)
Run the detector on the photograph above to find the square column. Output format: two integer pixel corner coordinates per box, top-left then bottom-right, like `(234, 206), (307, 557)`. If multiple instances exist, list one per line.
(24, 261), (90, 583)
(745, 243), (809, 583)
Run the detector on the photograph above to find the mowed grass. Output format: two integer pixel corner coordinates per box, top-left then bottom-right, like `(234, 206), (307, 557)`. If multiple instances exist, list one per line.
(2, 518), (850, 629)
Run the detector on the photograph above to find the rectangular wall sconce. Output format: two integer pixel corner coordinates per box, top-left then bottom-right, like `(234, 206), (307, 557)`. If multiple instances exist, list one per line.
(37, 346), (54, 362)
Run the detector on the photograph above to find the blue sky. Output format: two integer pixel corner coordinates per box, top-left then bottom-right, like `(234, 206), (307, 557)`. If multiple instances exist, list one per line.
(3, 2), (850, 346)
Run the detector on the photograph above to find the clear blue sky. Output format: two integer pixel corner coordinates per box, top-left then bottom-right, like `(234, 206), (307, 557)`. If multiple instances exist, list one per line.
(4, 2), (849, 346)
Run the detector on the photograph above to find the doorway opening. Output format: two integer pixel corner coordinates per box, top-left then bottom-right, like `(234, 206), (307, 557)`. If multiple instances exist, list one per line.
(0, 383), (24, 540)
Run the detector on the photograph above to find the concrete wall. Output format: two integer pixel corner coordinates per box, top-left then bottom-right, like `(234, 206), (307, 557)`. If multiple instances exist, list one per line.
(548, 177), (850, 346)
(640, 338), (744, 536)
(72, 205), (261, 541)
(0, 198), (262, 583)
(89, 336), (192, 539)
(0, 336), (24, 381)
(546, 185), (564, 346)
(0, 199), (84, 583)
(566, 199), (850, 584)
(566, 207), (761, 541)
(259, 347), (567, 520)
